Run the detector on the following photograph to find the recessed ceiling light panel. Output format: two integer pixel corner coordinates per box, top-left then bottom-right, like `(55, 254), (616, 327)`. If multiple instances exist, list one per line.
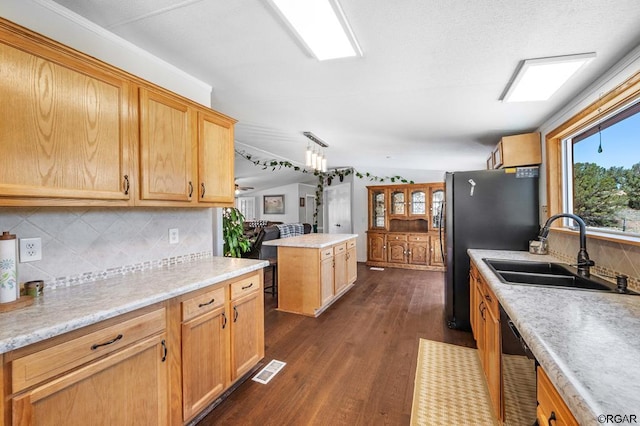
(501, 53), (596, 102)
(268, 0), (362, 61)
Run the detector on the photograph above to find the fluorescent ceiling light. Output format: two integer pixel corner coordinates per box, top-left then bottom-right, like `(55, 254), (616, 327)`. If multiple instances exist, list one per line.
(269, 0), (362, 61)
(502, 53), (596, 102)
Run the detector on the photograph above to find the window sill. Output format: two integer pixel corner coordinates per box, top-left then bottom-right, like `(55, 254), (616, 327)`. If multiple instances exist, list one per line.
(550, 227), (640, 247)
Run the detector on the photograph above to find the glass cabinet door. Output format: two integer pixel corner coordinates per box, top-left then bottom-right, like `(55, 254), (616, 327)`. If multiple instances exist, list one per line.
(409, 189), (426, 216)
(390, 190), (406, 216)
(371, 190), (386, 228)
(431, 189), (445, 229)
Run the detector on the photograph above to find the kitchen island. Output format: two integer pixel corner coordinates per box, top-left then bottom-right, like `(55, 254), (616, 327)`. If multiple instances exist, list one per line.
(0, 256), (268, 425)
(264, 233), (358, 317)
(468, 249), (640, 426)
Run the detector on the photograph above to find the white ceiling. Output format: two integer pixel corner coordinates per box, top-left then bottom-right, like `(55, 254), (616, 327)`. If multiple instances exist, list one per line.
(52, 0), (640, 192)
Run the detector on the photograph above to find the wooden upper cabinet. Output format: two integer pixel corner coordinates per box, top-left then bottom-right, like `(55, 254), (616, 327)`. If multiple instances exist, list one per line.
(138, 87), (196, 204)
(389, 188), (407, 217)
(0, 24), (133, 205)
(368, 188), (386, 229)
(408, 187), (427, 218)
(197, 110), (236, 205)
(487, 132), (541, 169)
(0, 18), (237, 208)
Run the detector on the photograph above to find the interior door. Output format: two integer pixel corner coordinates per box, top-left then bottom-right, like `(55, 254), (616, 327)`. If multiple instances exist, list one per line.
(325, 183), (352, 234)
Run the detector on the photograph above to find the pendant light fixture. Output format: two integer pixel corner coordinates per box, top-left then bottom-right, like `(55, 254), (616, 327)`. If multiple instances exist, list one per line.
(303, 132), (329, 172)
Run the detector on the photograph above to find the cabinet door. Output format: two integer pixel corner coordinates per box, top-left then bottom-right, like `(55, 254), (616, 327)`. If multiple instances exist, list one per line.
(387, 240), (407, 264)
(430, 186), (445, 231)
(485, 306), (502, 420)
(369, 188), (386, 229)
(182, 306), (229, 421)
(198, 110), (235, 205)
(320, 256), (335, 306)
(408, 187), (427, 218)
(389, 188), (407, 217)
(346, 245), (357, 285)
(12, 334), (168, 426)
(430, 235), (445, 267)
(230, 291), (264, 380)
(334, 248), (348, 294)
(367, 233), (386, 262)
(139, 87), (196, 203)
(0, 38), (132, 204)
(408, 240), (429, 265)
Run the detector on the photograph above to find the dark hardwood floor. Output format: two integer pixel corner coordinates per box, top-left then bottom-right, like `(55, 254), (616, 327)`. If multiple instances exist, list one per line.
(198, 263), (475, 425)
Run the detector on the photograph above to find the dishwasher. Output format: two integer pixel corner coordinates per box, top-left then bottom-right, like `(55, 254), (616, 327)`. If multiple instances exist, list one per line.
(500, 305), (538, 425)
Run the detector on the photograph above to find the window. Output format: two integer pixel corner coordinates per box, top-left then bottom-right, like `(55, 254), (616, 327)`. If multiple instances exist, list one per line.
(562, 98), (640, 237)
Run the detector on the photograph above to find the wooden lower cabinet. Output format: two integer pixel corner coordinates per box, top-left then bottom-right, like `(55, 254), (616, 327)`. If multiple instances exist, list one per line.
(181, 287), (229, 421)
(367, 232), (386, 263)
(470, 261), (502, 422)
(333, 243), (348, 294)
(230, 285), (265, 380)
(346, 241), (357, 285)
(12, 334), (168, 426)
(366, 231), (445, 271)
(277, 238), (357, 317)
(4, 272), (265, 425)
(537, 367), (578, 426)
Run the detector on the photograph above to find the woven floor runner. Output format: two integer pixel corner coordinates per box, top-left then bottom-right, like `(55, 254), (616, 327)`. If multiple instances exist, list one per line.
(410, 339), (498, 426)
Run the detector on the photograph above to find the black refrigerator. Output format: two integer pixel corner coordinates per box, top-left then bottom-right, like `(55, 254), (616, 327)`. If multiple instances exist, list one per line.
(444, 167), (540, 331)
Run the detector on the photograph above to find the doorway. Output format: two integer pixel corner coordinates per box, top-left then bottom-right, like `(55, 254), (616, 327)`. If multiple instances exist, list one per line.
(325, 182), (352, 234)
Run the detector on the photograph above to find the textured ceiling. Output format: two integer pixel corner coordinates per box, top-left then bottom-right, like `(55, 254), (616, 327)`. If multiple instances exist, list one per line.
(52, 0), (640, 191)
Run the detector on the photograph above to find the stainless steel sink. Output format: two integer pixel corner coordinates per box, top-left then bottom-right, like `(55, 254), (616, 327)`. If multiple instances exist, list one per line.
(483, 258), (637, 294)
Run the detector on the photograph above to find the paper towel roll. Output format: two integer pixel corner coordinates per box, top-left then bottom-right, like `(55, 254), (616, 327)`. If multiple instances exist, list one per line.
(0, 232), (18, 303)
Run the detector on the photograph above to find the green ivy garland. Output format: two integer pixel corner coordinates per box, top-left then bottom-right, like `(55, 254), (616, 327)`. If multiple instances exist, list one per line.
(236, 150), (414, 227)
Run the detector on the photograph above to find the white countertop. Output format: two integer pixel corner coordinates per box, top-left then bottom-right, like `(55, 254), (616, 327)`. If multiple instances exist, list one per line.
(468, 249), (640, 426)
(0, 256), (268, 353)
(263, 233), (357, 249)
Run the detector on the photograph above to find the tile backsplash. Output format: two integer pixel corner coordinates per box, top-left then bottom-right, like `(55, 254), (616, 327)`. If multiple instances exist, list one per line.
(0, 207), (214, 288)
(548, 230), (640, 292)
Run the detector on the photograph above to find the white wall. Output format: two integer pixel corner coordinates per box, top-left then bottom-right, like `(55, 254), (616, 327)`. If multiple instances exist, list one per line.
(243, 183), (304, 224)
(298, 184), (317, 223)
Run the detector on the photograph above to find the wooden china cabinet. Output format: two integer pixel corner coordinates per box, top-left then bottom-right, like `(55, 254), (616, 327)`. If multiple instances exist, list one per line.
(366, 183), (446, 271)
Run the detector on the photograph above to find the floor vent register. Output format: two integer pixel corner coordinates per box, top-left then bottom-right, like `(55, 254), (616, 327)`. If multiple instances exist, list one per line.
(252, 359), (286, 384)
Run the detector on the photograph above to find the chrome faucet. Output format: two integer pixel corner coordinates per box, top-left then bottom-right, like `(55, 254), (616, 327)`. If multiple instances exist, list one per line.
(538, 213), (594, 277)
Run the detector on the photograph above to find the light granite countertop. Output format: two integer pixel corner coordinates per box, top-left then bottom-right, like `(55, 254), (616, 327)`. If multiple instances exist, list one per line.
(263, 233), (357, 248)
(469, 249), (640, 426)
(0, 256), (268, 354)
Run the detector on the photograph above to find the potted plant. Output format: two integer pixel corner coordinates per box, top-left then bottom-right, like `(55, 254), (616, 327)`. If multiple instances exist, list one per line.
(222, 207), (251, 257)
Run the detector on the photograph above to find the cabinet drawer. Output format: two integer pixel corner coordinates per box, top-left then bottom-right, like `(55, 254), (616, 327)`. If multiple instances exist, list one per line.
(388, 234), (407, 241)
(482, 280), (499, 317)
(321, 248), (334, 260)
(333, 243), (347, 255)
(347, 239), (356, 249)
(230, 273), (260, 300)
(408, 234), (428, 242)
(182, 286), (226, 322)
(11, 307), (166, 392)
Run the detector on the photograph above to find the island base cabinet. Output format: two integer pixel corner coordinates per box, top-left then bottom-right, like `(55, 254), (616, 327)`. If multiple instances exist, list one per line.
(12, 334), (168, 426)
(275, 238), (357, 317)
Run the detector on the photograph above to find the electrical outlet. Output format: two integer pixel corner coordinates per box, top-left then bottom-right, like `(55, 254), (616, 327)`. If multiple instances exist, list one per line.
(169, 228), (179, 244)
(19, 237), (42, 262)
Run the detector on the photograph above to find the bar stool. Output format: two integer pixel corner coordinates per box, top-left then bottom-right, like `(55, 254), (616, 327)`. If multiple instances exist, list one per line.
(263, 257), (277, 297)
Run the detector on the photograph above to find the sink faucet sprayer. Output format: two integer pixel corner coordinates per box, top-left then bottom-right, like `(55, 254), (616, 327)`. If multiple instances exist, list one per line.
(538, 213), (594, 277)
